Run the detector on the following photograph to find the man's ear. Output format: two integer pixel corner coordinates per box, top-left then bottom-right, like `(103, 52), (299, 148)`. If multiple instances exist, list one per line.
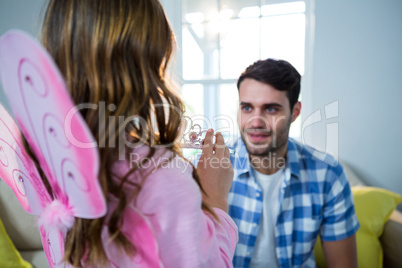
(291, 101), (301, 123)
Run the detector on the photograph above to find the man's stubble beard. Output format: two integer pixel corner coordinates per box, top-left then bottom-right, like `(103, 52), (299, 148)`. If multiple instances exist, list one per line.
(240, 118), (291, 158)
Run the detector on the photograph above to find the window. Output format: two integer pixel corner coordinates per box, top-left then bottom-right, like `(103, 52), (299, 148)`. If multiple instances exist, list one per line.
(163, 0), (311, 142)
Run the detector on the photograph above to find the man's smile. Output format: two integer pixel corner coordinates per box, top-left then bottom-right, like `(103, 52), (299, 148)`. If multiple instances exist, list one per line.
(245, 129), (272, 143)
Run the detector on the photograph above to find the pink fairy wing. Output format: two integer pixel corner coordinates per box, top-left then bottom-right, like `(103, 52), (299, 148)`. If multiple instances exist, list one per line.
(0, 104), (51, 214)
(40, 227), (73, 268)
(0, 30), (106, 218)
(0, 105), (71, 268)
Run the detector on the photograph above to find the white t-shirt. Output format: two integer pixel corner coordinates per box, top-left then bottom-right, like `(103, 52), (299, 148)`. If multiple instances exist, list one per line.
(249, 167), (285, 268)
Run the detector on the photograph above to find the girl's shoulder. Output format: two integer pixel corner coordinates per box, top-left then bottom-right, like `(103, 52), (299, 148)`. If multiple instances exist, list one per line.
(113, 145), (195, 184)
(126, 146), (202, 210)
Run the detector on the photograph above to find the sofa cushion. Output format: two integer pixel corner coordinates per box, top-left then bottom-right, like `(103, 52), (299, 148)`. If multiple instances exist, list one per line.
(0, 217), (32, 268)
(314, 186), (402, 268)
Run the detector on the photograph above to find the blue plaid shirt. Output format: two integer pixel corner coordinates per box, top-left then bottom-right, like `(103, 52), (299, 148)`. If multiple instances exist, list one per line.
(228, 137), (360, 268)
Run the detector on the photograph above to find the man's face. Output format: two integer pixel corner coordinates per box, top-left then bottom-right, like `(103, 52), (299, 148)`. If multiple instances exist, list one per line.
(238, 78), (300, 157)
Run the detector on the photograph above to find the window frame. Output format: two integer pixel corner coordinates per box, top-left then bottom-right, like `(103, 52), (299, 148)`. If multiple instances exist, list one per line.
(161, 0), (315, 138)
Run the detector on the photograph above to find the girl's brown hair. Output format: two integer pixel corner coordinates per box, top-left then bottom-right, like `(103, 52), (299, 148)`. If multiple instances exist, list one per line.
(39, 0), (213, 266)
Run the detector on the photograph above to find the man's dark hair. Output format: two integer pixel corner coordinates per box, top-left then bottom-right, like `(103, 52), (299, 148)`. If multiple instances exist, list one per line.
(237, 58), (301, 109)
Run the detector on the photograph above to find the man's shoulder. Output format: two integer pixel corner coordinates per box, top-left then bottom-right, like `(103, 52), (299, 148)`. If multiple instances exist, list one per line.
(288, 138), (341, 170)
(287, 139), (348, 187)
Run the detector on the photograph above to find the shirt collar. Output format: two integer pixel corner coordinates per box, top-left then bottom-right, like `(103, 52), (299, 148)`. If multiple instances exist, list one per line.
(230, 137), (250, 177)
(285, 138), (302, 180)
(231, 137), (302, 180)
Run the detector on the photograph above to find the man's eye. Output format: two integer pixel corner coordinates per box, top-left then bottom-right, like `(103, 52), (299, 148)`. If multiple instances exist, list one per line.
(242, 106), (252, 112)
(266, 107), (276, 113)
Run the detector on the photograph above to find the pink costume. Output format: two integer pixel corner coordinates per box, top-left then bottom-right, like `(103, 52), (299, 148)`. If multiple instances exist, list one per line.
(0, 31), (238, 267)
(103, 146), (238, 267)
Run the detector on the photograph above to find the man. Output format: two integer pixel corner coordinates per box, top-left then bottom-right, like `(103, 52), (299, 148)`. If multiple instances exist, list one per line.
(228, 58), (359, 268)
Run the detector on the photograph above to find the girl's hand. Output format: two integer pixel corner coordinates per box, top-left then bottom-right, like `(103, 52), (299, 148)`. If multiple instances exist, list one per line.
(196, 129), (233, 212)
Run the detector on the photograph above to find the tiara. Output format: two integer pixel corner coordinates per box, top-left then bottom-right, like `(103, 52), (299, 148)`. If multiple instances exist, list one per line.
(180, 116), (207, 149)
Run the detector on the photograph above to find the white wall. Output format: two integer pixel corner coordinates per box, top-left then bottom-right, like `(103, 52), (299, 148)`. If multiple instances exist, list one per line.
(303, 0), (402, 194)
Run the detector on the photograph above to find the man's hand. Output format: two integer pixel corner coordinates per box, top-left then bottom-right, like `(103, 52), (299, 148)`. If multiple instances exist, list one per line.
(196, 129), (233, 212)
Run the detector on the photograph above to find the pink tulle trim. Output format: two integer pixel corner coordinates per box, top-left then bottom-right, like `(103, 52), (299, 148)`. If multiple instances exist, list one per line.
(38, 199), (74, 232)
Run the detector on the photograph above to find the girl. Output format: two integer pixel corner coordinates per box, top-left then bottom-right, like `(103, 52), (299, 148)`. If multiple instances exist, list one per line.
(38, 0), (237, 267)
